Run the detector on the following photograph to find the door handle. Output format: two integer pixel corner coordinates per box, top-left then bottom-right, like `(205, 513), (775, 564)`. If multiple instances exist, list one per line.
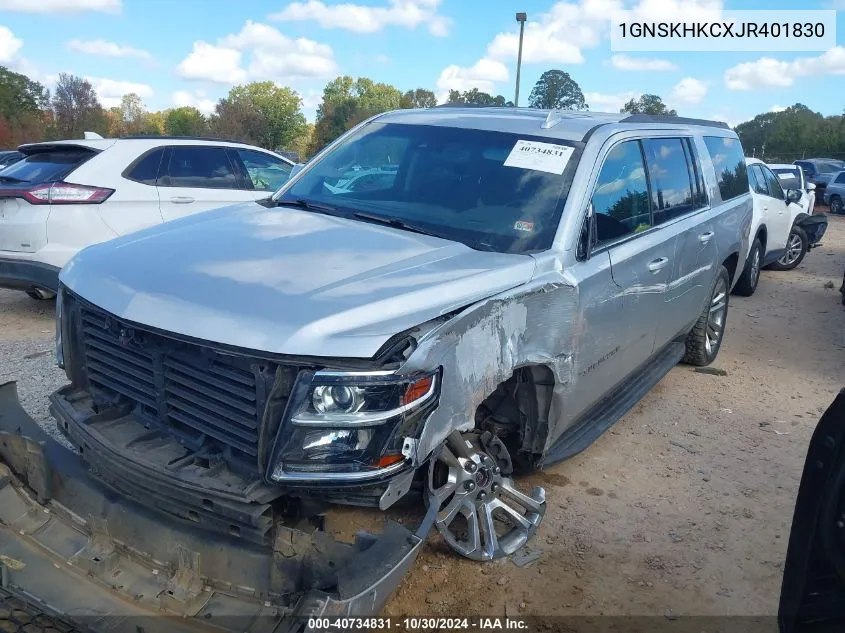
(647, 257), (669, 273)
(698, 231), (714, 244)
(170, 196), (195, 204)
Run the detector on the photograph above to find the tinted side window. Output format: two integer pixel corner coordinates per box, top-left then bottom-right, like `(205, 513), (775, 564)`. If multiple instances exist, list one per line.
(124, 148), (164, 185)
(835, 172), (845, 184)
(592, 140), (651, 245)
(162, 147), (238, 189)
(235, 149), (292, 192)
(748, 165), (768, 195)
(641, 138), (696, 225)
(703, 136), (748, 201)
(761, 166), (784, 199)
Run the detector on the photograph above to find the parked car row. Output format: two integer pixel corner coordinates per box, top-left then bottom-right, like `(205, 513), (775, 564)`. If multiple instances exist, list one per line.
(0, 109), (833, 623)
(0, 135), (294, 299)
(792, 157), (845, 214)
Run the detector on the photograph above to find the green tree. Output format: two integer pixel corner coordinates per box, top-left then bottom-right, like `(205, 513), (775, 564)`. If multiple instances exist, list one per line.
(446, 88), (513, 106)
(216, 81), (305, 150)
(310, 76), (406, 154)
(620, 94), (677, 116)
(0, 66), (49, 145)
(164, 106), (208, 136)
(401, 88), (437, 109)
(734, 104), (844, 161)
(528, 70), (588, 110)
(51, 73), (106, 138)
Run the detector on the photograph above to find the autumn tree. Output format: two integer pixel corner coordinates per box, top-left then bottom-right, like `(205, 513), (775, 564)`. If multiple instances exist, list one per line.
(164, 106), (208, 136)
(401, 88), (437, 109)
(620, 94), (677, 116)
(52, 73), (106, 138)
(528, 70), (587, 110)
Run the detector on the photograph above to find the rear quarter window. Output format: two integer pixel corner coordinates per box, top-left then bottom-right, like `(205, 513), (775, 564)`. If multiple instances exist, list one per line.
(703, 136), (748, 201)
(123, 148), (165, 185)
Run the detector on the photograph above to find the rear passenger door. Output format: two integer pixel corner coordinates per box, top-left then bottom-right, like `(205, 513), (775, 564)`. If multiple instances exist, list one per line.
(157, 146), (255, 221)
(751, 164), (790, 253)
(642, 137), (715, 348)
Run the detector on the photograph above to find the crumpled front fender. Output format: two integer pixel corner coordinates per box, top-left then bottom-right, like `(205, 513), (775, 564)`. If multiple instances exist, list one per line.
(0, 381), (433, 633)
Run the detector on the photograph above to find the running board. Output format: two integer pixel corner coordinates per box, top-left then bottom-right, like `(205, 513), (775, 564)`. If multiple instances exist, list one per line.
(540, 342), (685, 468)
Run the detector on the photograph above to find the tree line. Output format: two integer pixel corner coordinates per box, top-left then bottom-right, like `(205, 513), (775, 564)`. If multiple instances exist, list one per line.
(1, 65), (837, 163)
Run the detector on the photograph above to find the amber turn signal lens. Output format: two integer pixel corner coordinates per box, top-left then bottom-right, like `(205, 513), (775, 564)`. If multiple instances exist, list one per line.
(402, 375), (433, 405)
(375, 454), (405, 468)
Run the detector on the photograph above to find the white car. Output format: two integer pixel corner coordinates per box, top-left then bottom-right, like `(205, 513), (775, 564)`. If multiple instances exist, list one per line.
(769, 163), (816, 215)
(0, 136), (294, 300)
(734, 158), (807, 296)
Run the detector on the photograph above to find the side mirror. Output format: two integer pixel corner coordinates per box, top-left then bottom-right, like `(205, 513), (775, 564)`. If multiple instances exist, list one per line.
(806, 182), (816, 192)
(786, 189), (803, 204)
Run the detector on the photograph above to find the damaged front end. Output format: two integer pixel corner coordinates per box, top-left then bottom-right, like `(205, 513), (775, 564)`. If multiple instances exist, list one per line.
(0, 380), (433, 631)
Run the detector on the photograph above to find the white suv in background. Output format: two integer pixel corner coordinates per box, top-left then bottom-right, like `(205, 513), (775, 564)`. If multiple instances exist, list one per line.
(734, 158), (808, 296)
(0, 136), (294, 299)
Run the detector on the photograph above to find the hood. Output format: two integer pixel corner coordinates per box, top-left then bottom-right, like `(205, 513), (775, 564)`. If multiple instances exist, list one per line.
(60, 202), (536, 359)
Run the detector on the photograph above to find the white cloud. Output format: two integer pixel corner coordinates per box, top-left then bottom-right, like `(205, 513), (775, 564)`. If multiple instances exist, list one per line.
(0, 0), (120, 12)
(584, 90), (639, 112)
(770, 104), (787, 113)
(67, 39), (152, 61)
(0, 25), (22, 63)
(374, 54), (391, 65)
(270, 0), (451, 37)
(172, 90), (216, 116)
(176, 42), (247, 84)
(485, 0), (721, 65)
(668, 77), (707, 106)
(87, 77), (153, 109)
(176, 21), (337, 84)
(610, 54), (677, 71)
(725, 47), (845, 90)
(435, 58), (509, 101)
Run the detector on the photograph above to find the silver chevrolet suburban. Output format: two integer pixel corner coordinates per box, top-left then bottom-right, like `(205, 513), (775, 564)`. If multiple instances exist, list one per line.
(0, 108), (752, 625)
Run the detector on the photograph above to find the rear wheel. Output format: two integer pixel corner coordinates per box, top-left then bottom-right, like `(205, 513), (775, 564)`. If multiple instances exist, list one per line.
(829, 195), (843, 215)
(768, 226), (808, 271)
(682, 266), (729, 367)
(732, 239), (761, 297)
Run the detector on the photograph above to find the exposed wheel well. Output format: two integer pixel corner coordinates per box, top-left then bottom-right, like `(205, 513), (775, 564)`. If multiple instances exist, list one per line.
(723, 251), (739, 286)
(474, 365), (555, 471)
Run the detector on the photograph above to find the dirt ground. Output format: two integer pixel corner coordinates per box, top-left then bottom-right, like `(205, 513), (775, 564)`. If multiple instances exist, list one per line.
(0, 214), (843, 620)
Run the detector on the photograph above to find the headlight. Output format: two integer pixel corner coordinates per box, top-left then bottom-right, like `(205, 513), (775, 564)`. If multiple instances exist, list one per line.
(268, 369), (439, 481)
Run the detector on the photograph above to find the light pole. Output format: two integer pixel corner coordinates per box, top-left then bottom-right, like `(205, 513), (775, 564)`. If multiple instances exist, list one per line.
(514, 12), (527, 107)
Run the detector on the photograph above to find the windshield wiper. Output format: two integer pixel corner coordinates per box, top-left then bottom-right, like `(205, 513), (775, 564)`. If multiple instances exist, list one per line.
(0, 175), (27, 183)
(352, 212), (446, 240)
(274, 198), (342, 215)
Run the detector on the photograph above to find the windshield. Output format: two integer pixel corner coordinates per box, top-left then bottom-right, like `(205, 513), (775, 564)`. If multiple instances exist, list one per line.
(772, 167), (801, 190)
(815, 160), (845, 174)
(277, 122), (581, 254)
(1, 147), (96, 183)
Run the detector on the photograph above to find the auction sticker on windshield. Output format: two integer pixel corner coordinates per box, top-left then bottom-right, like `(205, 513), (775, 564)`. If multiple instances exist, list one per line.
(504, 140), (574, 175)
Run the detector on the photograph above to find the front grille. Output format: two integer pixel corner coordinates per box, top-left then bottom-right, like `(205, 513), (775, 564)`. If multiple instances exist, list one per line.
(77, 302), (284, 474)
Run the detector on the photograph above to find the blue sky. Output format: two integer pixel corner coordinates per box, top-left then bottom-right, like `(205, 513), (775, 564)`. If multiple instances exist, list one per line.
(0, 0), (843, 126)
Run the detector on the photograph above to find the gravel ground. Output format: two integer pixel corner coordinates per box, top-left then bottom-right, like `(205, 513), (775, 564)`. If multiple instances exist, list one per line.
(0, 214), (843, 619)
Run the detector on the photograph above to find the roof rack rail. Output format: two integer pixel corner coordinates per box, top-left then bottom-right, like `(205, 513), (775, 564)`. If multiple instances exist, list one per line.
(619, 114), (730, 129)
(433, 103), (508, 108)
(119, 135), (253, 144)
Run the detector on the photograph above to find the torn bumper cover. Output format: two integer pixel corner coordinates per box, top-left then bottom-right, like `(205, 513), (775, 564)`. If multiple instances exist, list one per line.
(0, 381), (433, 632)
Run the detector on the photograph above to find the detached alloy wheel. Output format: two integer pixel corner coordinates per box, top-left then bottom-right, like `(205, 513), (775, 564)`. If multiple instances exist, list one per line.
(768, 226), (808, 272)
(428, 431), (546, 561)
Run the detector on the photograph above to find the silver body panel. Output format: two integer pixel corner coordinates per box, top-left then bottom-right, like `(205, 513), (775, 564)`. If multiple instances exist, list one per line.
(60, 108), (753, 465)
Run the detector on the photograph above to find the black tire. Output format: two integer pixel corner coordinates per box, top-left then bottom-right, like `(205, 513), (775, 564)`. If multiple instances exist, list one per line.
(767, 225), (808, 271)
(682, 265), (730, 367)
(25, 288), (55, 300)
(732, 238), (761, 297)
(830, 195), (844, 215)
